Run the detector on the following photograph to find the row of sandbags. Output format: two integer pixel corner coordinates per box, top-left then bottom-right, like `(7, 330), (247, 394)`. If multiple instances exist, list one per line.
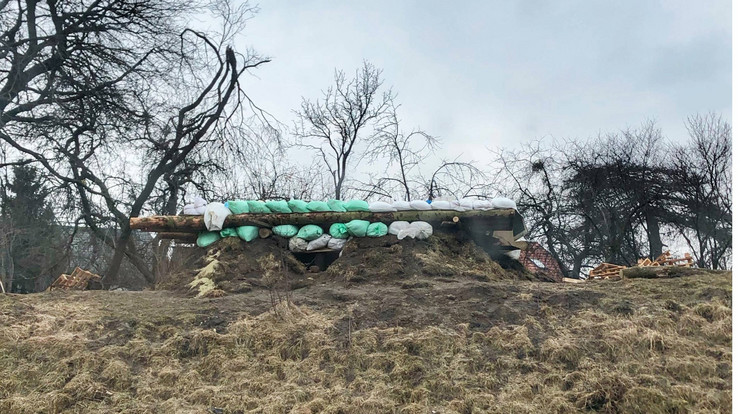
(195, 220), (435, 250)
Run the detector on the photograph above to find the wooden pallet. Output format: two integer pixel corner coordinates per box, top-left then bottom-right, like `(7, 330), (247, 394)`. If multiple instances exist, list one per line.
(588, 263), (627, 279)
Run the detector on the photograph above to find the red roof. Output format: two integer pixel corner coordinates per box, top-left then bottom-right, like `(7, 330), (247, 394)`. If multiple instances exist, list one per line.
(518, 242), (563, 282)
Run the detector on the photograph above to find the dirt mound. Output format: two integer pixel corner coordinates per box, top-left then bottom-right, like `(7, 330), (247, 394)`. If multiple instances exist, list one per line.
(157, 237), (306, 296)
(326, 233), (531, 283)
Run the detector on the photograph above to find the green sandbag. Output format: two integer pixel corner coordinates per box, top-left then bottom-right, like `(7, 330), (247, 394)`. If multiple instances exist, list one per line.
(366, 222), (388, 237)
(246, 200), (271, 213)
(307, 200), (331, 212)
(272, 224), (299, 238)
(226, 200), (250, 214)
(345, 220), (370, 237)
(220, 228), (238, 238)
(327, 199), (346, 212)
(236, 226), (259, 242)
(288, 199), (310, 213)
(329, 223), (349, 239)
(197, 231), (221, 247)
(344, 199), (369, 212)
(265, 200), (292, 213)
(297, 224), (323, 241)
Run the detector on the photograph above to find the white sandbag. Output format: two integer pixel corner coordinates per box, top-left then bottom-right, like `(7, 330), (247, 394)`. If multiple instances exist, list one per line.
(194, 205), (206, 215)
(506, 249), (521, 260)
(289, 237), (308, 252)
(410, 200), (432, 210)
(430, 200), (453, 210)
(392, 200), (412, 210)
(369, 201), (396, 212)
(473, 200), (493, 210)
(203, 202), (232, 231)
(388, 221), (411, 236)
(307, 234), (332, 251)
(491, 196), (517, 209)
(397, 221), (433, 240)
(327, 237), (347, 251)
(183, 204), (197, 215)
(454, 199), (474, 210)
(193, 195), (208, 208)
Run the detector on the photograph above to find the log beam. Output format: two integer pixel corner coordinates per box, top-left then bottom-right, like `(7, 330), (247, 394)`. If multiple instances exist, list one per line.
(131, 208), (525, 238)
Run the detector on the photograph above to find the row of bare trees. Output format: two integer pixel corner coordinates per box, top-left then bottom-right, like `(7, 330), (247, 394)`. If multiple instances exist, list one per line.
(495, 114), (731, 277)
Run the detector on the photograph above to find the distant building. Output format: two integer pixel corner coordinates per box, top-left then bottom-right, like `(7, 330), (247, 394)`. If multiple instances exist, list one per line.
(518, 242), (563, 282)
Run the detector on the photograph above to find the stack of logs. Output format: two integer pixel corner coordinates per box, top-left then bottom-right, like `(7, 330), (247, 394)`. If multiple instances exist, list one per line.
(588, 251), (694, 280)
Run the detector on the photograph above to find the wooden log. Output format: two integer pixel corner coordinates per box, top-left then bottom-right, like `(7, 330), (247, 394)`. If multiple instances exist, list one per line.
(130, 208), (524, 235)
(157, 232), (198, 242)
(259, 228), (273, 239)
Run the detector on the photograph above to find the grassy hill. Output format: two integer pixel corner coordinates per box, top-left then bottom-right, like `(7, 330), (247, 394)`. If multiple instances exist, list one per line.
(0, 266), (731, 413)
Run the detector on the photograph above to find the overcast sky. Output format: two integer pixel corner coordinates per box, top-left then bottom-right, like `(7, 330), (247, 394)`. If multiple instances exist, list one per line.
(237, 0), (731, 164)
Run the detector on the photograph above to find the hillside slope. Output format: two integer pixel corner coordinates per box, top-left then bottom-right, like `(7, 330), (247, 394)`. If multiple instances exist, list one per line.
(0, 270), (731, 413)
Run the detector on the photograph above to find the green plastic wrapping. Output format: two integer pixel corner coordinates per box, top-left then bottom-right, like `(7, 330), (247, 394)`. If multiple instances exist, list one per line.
(272, 224), (299, 238)
(345, 220), (370, 237)
(329, 223), (349, 239)
(297, 224), (323, 241)
(197, 231), (221, 247)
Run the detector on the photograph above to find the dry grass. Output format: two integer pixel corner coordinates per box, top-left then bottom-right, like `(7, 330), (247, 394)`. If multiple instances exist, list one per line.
(0, 270), (731, 413)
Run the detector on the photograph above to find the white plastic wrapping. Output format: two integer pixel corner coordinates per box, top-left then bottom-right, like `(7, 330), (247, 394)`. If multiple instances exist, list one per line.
(387, 221), (411, 236)
(203, 202), (231, 231)
(430, 200), (453, 210)
(327, 237), (348, 250)
(391, 200), (412, 210)
(491, 196), (517, 210)
(397, 221), (433, 240)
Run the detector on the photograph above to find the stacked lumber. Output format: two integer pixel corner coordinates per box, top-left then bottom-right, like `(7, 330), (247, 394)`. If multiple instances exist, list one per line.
(589, 251), (694, 280)
(49, 267), (102, 290)
(588, 263), (627, 280)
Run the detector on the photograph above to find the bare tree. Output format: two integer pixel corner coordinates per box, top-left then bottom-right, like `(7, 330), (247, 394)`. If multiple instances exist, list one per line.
(0, 0), (270, 287)
(366, 108), (438, 201)
(293, 61), (395, 199)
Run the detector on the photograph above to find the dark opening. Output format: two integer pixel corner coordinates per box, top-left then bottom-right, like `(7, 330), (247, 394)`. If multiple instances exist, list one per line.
(291, 251), (341, 271)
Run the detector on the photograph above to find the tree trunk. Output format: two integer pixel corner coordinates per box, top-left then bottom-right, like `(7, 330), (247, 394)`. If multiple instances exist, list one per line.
(646, 211), (663, 259)
(104, 233), (129, 288)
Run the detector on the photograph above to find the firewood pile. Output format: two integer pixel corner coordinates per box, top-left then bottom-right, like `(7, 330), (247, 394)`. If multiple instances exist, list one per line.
(588, 251), (694, 280)
(49, 267), (103, 290)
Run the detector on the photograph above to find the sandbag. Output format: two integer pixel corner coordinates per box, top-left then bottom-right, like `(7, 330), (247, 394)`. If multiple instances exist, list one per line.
(197, 231), (221, 247)
(183, 204), (199, 215)
(327, 237), (347, 251)
(193, 196), (208, 208)
(220, 228), (238, 238)
(391, 200), (412, 210)
(454, 199), (474, 211)
(272, 224), (299, 238)
(329, 223), (349, 239)
(327, 199), (347, 212)
(473, 200), (493, 210)
(246, 200), (271, 213)
(430, 200), (453, 210)
(307, 200), (331, 212)
(265, 200), (292, 213)
(388, 221), (410, 236)
(288, 199), (310, 213)
(226, 200), (251, 214)
(344, 199), (370, 212)
(297, 224), (323, 241)
(369, 201), (396, 212)
(410, 200), (432, 210)
(345, 220), (370, 237)
(397, 221), (433, 240)
(307, 234), (332, 250)
(366, 222), (388, 237)
(204, 202), (232, 231)
(289, 237), (308, 252)
(491, 196), (517, 210)
(236, 226), (260, 242)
